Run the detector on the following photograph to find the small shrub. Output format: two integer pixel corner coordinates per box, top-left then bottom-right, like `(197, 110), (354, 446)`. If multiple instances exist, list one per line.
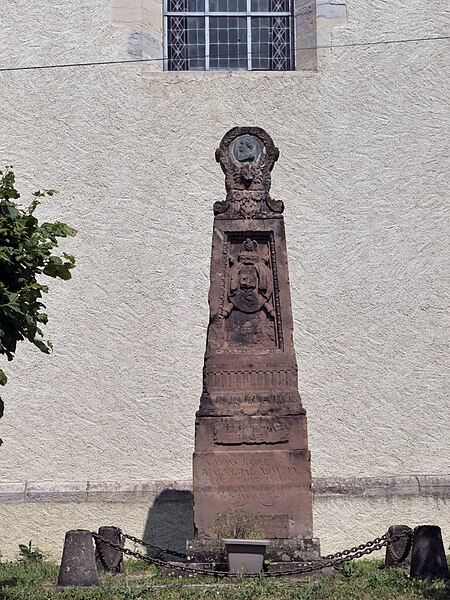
(18, 540), (44, 563)
(337, 561), (354, 578)
(212, 509), (265, 539)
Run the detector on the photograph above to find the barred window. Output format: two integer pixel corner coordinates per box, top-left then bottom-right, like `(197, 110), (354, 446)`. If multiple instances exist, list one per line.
(164, 0), (293, 71)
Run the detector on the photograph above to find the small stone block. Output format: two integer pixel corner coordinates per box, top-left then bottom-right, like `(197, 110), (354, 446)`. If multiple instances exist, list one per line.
(57, 529), (99, 587)
(410, 525), (449, 581)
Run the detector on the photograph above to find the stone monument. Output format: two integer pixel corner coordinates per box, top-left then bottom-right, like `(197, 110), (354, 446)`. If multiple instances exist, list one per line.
(189, 127), (319, 562)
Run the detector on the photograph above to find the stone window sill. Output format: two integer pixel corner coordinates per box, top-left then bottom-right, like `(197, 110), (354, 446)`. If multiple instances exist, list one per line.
(140, 68), (318, 79)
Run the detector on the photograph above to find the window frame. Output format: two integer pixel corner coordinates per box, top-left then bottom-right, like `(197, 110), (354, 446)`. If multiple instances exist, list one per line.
(163, 0), (295, 71)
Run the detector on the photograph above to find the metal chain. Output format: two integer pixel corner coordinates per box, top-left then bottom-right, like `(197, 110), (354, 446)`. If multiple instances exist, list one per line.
(94, 530), (124, 571)
(121, 532), (188, 560)
(91, 528), (412, 579)
(92, 533), (232, 577)
(387, 530), (413, 562)
(322, 534), (389, 561)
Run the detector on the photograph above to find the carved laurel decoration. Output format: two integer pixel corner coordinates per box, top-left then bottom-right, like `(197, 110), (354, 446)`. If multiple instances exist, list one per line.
(213, 127), (284, 219)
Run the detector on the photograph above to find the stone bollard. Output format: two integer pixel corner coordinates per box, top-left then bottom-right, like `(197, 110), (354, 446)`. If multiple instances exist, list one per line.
(57, 529), (100, 587)
(410, 525), (449, 581)
(384, 525), (413, 568)
(95, 526), (124, 573)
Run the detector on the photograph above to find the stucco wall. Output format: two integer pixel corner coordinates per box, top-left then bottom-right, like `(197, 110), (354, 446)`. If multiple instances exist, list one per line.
(2, 491), (450, 561)
(0, 0), (449, 558)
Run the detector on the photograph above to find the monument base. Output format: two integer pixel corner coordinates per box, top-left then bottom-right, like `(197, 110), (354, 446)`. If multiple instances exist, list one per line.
(193, 447), (314, 539)
(187, 537), (321, 563)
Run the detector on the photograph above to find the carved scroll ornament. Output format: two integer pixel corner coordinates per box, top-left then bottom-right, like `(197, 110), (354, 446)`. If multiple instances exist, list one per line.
(214, 127), (284, 219)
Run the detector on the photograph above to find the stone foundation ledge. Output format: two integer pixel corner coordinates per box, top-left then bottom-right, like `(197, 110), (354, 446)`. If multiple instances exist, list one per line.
(313, 474), (450, 498)
(0, 474), (448, 503)
(187, 537), (321, 562)
(162, 560), (330, 578)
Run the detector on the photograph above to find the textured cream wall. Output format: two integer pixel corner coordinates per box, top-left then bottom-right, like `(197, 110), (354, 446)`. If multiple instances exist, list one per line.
(0, 0), (449, 556)
(1, 495), (449, 561)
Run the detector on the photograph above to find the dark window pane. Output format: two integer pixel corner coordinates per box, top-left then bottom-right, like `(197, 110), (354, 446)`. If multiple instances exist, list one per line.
(209, 0), (227, 10)
(186, 0), (205, 10)
(251, 0), (269, 11)
(229, 28), (238, 43)
(209, 0), (246, 10)
(209, 16), (247, 69)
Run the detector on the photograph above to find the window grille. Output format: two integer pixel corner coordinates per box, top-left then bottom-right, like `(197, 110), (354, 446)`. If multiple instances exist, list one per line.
(164, 0), (293, 71)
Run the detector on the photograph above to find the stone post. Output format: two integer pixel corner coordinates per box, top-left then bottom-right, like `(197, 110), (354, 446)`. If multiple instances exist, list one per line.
(410, 525), (449, 581)
(57, 529), (99, 587)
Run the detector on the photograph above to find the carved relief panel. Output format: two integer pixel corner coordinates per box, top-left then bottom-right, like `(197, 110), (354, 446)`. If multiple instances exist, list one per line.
(210, 232), (283, 352)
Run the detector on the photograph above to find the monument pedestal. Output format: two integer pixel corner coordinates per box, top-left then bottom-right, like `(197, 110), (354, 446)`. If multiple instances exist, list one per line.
(187, 537), (321, 563)
(191, 127), (319, 560)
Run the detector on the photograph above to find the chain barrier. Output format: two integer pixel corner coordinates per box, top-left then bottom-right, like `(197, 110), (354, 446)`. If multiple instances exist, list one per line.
(92, 533), (231, 578)
(121, 532), (188, 560)
(91, 528), (413, 579)
(387, 530), (413, 563)
(96, 541), (124, 571)
(95, 528), (124, 572)
(322, 535), (388, 561)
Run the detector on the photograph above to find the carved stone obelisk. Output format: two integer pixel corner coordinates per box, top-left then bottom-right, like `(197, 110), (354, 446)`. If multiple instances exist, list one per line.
(191, 127), (319, 560)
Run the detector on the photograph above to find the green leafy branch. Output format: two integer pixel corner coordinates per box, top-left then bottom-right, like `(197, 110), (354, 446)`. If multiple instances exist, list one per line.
(0, 166), (76, 443)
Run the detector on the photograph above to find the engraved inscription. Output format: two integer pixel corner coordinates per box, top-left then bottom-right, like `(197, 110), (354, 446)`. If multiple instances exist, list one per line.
(202, 456), (302, 484)
(206, 368), (297, 389)
(213, 417), (289, 445)
(213, 392), (295, 405)
(199, 455), (305, 508)
(198, 391), (305, 416)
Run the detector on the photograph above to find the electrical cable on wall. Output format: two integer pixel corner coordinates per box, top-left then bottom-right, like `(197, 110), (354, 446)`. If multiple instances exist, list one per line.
(0, 34), (448, 73)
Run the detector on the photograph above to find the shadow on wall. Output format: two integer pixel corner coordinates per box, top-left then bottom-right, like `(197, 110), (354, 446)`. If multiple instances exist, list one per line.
(143, 489), (194, 557)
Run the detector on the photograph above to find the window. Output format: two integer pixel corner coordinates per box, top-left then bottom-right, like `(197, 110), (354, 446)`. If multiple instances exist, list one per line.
(164, 0), (294, 71)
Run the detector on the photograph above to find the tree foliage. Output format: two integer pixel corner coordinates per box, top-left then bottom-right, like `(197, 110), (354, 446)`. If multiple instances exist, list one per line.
(0, 167), (76, 441)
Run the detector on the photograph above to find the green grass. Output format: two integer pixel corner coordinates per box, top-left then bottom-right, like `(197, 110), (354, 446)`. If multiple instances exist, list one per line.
(0, 559), (449, 600)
